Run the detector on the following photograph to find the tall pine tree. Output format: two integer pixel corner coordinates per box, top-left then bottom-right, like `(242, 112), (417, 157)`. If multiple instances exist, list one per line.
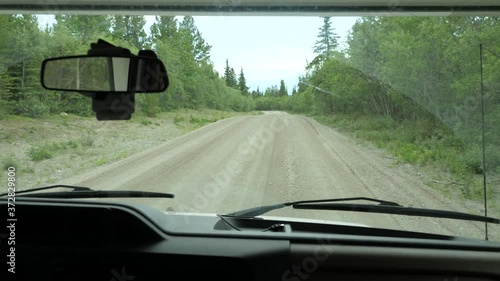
(150, 16), (178, 43)
(238, 68), (249, 95)
(279, 79), (287, 96)
(224, 59), (237, 88)
(309, 17), (340, 68)
(55, 15), (112, 42)
(179, 16), (211, 64)
(112, 15), (147, 50)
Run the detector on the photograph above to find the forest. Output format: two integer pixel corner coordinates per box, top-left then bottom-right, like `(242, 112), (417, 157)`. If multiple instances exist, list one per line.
(0, 15), (256, 119)
(1, 15), (499, 199)
(287, 16), (500, 199)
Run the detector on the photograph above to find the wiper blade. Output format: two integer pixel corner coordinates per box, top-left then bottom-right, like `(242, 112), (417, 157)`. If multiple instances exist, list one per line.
(226, 197), (400, 217)
(293, 203), (499, 224)
(0, 184), (91, 197)
(226, 197), (499, 224)
(0, 184), (174, 199)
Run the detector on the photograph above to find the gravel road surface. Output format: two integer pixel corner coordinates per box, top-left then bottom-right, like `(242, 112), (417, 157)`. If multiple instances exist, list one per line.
(66, 111), (499, 240)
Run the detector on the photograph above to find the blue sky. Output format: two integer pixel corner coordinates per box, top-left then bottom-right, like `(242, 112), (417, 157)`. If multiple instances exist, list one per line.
(39, 15), (358, 92)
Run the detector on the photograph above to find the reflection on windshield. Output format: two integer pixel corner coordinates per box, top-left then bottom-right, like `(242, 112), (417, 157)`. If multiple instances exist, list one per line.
(0, 14), (498, 240)
(43, 57), (112, 91)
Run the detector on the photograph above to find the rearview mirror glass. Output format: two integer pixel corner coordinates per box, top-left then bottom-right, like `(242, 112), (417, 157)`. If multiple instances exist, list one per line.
(41, 55), (168, 93)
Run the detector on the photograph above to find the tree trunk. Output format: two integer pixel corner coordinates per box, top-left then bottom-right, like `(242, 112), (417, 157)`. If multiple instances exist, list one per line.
(21, 60), (25, 90)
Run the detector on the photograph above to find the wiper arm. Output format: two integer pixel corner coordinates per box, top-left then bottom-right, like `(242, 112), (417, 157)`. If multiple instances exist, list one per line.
(293, 203), (499, 224)
(0, 184), (174, 199)
(226, 197), (400, 217)
(226, 197), (500, 224)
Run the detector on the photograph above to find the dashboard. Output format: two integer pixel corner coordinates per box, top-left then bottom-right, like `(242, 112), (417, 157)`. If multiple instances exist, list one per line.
(1, 1), (500, 281)
(2, 198), (499, 281)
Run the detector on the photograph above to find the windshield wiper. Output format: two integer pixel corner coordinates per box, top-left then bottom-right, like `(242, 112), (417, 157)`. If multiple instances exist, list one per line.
(226, 197), (400, 217)
(0, 184), (175, 199)
(225, 197), (499, 224)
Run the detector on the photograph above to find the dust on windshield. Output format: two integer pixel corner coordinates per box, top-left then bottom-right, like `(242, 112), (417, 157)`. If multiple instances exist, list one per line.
(0, 15), (499, 240)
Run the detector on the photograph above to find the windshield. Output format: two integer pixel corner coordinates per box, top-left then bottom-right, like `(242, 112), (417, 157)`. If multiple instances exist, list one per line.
(1, 12), (499, 241)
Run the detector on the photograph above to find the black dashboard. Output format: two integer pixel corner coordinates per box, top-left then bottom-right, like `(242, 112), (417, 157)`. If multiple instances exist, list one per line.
(1, 198), (499, 281)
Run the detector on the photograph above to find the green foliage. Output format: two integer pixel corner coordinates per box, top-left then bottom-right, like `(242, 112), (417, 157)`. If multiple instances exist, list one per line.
(238, 68), (249, 95)
(179, 16), (212, 64)
(95, 158), (109, 166)
(2, 15), (253, 118)
(310, 17), (340, 69)
(188, 115), (214, 125)
(224, 59), (238, 89)
(229, 94), (256, 112)
(29, 146), (53, 161)
(138, 95), (161, 117)
(278, 80), (287, 97)
(28, 139), (89, 161)
(173, 116), (185, 124)
(15, 95), (49, 118)
(112, 15), (147, 49)
(313, 112), (500, 202)
(255, 96), (289, 111)
(79, 135), (94, 148)
(1, 154), (19, 170)
(150, 16), (178, 43)
(55, 15), (112, 42)
(140, 118), (152, 126)
(277, 17), (500, 199)
(0, 100), (14, 119)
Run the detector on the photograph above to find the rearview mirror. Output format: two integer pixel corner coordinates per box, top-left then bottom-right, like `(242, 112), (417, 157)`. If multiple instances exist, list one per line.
(41, 55), (168, 93)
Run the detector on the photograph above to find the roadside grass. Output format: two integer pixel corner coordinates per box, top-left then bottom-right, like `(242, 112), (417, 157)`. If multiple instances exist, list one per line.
(163, 109), (261, 133)
(0, 109), (259, 189)
(311, 113), (500, 210)
(1, 154), (20, 170)
(28, 139), (88, 161)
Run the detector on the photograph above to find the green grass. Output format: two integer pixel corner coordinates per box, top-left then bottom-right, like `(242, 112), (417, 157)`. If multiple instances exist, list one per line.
(28, 139), (86, 161)
(2, 109), (261, 190)
(166, 109), (260, 132)
(95, 158), (109, 166)
(29, 147), (53, 161)
(140, 119), (152, 126)
(79, 135), (94, 148)
(173, 116), (185, 124)
(1, 155), (20, 170)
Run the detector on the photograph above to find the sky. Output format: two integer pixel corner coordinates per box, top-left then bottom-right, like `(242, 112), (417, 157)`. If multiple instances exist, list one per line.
(189, 16), (359, 92)
(39, 15), (359, 92)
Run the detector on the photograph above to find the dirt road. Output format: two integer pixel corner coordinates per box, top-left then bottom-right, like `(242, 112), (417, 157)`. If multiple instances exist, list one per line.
(66, 111), (498, 240)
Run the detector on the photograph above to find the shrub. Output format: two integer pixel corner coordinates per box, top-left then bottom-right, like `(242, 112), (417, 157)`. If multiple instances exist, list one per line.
(15, 96), (49, 118)
(79, 135), (94, 147)
(2, 155), (19, 170)
(29, 147), (53, 161)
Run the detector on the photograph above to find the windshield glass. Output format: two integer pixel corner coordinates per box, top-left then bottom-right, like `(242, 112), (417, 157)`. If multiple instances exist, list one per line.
(0, 13), (499, 241)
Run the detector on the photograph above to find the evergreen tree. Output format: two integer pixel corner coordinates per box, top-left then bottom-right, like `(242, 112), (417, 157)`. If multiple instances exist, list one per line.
(279, 79), (287, 96)
(150, 16), (178, 43)
(55, 15), (112, 42)
(224, 59), (237, 88)
(265, 85), (279, 97)
(112, 15), (147, 49)
(179, 16), (212, 64)
(238, 68), (249, 95)
(310, 17), (340, 68)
